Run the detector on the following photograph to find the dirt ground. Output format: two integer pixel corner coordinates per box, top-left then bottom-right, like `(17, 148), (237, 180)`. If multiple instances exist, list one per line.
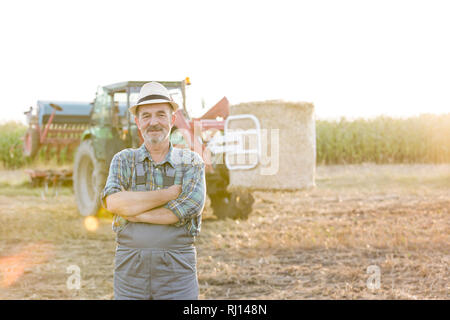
(0, 164), (448, 299)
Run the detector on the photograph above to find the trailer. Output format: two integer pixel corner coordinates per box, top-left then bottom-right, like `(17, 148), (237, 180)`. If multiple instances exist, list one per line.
(23, 101), (91, 159)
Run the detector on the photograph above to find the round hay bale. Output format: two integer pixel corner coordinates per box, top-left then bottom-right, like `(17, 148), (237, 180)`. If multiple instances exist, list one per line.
(227, 100), (316, 192)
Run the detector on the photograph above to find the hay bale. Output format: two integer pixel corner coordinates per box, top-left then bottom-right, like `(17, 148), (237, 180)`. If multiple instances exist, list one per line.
(227, 100), (316, 192)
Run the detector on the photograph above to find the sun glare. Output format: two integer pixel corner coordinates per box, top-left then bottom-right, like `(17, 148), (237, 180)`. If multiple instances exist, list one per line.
(84, 216), (99, 232)
(0, 242), (53, 288)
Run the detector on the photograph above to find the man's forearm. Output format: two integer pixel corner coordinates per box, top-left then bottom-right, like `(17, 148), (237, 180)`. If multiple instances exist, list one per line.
(125, 207), (179, 225)
(106, 189), (173, 217)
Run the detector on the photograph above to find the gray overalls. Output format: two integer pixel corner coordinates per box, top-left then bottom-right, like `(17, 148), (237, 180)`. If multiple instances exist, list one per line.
(113, 150), (199, 300)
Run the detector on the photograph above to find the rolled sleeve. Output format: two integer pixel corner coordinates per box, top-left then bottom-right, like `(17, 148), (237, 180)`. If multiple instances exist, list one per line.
(100, 152), (131, 209)
(165, 162), (206, 227)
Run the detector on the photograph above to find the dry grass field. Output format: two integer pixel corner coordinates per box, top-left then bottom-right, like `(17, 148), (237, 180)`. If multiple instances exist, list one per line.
(0, 164), (448, 299)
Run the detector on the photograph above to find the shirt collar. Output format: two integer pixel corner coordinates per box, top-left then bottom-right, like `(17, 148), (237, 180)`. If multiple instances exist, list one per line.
(137, 142), (175, 168)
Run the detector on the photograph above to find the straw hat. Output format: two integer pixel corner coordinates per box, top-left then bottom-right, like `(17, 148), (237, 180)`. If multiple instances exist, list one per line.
(129, 82), (179, 115)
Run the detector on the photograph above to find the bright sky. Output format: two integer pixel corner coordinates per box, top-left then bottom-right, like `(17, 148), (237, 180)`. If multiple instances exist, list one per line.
(1, 0), (449, 124)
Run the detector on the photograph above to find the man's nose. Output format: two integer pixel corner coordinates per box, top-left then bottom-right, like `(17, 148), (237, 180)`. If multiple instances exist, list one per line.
(148, 116), (159, 126)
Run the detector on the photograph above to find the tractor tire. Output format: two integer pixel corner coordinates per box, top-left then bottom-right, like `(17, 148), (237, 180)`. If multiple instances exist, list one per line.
(206, 163), (255, 220)
(229, 191), (255, 220)
(209, 192), (231, 220)
(73, 140), (108, 216)
(23, 128), (40, 158)
(209, 191), (255, 220)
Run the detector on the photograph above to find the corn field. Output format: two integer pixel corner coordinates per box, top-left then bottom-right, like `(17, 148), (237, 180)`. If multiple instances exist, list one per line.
(0, 122), (27, 169)
(0, 122), (72, 169)
(1, 113), (449, 168)
(316, 113), (450, 164)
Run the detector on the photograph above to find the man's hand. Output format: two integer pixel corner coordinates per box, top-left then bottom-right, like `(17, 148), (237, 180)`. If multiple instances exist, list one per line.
(106, 185), (181, 217)
(123, 207), (180, 225)
(121, 185), (181, 224)
(167, 184), (182, 200)
(124, 215), (139, 222)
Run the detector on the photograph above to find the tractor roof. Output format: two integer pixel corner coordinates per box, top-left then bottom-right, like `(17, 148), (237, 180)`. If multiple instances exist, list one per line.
(102, 81), (184, 94)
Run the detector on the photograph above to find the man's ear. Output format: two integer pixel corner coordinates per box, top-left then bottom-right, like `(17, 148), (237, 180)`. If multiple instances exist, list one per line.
(134, 116), (140, 129)
(171, 111), (177, 126)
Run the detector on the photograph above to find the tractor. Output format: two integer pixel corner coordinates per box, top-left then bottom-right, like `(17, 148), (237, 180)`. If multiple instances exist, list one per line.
(72, 79), (255, 220)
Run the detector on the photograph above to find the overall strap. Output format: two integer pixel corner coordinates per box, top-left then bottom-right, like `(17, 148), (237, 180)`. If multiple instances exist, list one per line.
(162, 165), (176, 187)
(134, 150), (147, 191)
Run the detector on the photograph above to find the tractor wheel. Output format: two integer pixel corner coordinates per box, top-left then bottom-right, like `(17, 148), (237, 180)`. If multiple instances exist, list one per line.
(229, 191), (255, 220)
(209, 191), (255, 220)
(206, 163), (255, 220)
(73, 140), (107, 216)
(209, 192), (232, 220)
(23, 128), (40, 158)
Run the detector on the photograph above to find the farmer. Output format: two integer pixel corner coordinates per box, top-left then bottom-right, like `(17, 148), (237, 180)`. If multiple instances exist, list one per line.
(101, 82), (206, 300)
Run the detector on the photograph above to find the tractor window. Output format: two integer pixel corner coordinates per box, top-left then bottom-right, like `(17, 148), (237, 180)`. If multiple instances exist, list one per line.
(128, 92), (139, 123)
(113, 92), (138, 106)
(91, 88), (113, 125)
(129, 92), (139, 107)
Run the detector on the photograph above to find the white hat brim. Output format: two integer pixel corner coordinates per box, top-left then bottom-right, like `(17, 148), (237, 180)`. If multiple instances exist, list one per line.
(129, 99), (179, 115)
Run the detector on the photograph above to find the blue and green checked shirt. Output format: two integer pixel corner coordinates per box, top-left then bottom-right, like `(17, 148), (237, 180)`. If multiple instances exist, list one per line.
(101, 143), (206, 237)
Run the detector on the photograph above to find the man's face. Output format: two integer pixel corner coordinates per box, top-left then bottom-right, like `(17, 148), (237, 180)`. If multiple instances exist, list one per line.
(135, 103), (175, 145)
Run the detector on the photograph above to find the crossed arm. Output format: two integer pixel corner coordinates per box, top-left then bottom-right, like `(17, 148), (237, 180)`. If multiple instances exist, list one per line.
(102, 152), (206, 226)
(105, 185), (182, 225)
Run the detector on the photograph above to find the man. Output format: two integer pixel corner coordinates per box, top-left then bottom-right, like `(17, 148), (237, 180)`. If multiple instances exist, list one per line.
(101, 82), (206, 300)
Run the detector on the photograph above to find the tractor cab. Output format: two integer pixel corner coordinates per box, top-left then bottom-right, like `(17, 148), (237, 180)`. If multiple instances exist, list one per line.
(85, 80), (190, 167)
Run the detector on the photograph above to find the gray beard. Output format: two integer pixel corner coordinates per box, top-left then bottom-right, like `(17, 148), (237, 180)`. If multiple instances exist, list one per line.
(143, 130), (169, 145)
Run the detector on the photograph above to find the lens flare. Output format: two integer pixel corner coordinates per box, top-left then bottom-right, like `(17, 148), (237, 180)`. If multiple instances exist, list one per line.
(84, 216), (99, 232)
(0, 242), (53, 288)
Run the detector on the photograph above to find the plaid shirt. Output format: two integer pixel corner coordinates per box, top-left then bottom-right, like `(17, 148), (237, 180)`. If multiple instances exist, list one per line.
(101, 143), (206, 237)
